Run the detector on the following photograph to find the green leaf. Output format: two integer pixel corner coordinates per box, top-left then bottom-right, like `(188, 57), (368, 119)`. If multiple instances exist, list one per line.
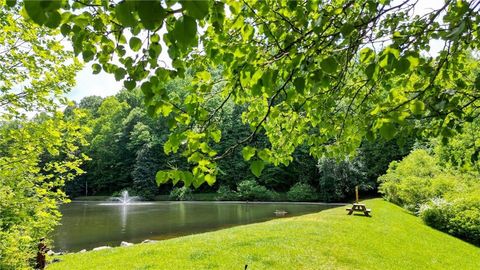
(379, 47), (399, 69)
(60, 24), (71, 36)
(182, 0), (210, 19)
(250, 160), (265, 177)
(210, 130), (221, 143)
(24, 1), (47, 24)
(171, 170), (181, 185)
(321, 56), (338, 74)
(155, 171), (168, 185)
(242, 146), (256, 161)
(407, 56), (419, 69)
(124, 79), (136, 90)
(340, 23), (355, 37)
(160, 103), (173, 117)
(114, 67), (126, 81)
(44, 11), (61, 28)
(173, 15), (197, 47)
(365, 63), (378, 80)
(410, 100), (425, 115)
(40, 0), (62, 10)
(115, 1), (136, 27)
(6, 0), (16, 7)
(241, 24), (254, 41)
(149, 43), (162, 59)
(129, 37), (142, 51)
(359, 47), (375, 63)
(379, 121), (395, 140)
(150, 34), (160, 43)
(196, 70), (211, 82)
(293, 77), (305, 94)
(182, 171), (194, 187)
(257, 149), (270, 162)
(82, 49), (95, 62)
(395, 58), (410, 74)
(475, 74), (480, 91)
(24, 0), (62, 25)
(204, 174), (216, 185)
(92, 64), (102, 74)
(137, 1), (165, 30)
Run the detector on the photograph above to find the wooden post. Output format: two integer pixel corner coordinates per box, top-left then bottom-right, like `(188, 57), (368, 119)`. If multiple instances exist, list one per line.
(355, 185), (359, 204)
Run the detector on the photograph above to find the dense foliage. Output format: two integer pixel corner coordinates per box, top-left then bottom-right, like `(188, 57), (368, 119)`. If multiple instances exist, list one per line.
(65, 86), (409, 203)
(169, 186), (193, 201)
(379, 148), (480, 245)
(7, 0), (478, 188)
(0, 113), (88, 269)
(286, 183), (318, 202)
(0, 5), (85, 269)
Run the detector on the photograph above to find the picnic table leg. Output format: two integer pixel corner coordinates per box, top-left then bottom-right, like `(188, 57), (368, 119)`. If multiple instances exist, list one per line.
(347, 209), (353, 215)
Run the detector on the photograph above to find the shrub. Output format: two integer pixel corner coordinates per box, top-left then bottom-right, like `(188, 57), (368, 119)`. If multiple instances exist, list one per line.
(215, 185), (239, 201)
(381, 149), (480, 245)
(236, 180), (279, 201)
(169, 187), (193, 201)
(378, 149), (458, 211)
(420, 193), (480, 246)
(287, 183), (318, 201)
(419, 198), (452, 231)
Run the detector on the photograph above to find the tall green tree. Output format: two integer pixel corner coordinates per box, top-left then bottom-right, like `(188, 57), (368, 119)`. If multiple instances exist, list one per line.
(0, 111), (89, 269)
(0, 4), (84, 268)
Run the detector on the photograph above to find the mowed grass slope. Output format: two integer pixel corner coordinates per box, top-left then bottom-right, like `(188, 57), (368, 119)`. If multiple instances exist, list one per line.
(48, 199), (480, 270)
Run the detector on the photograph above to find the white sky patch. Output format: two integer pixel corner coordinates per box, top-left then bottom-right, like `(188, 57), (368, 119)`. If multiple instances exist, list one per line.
(68, 65), (123, 101)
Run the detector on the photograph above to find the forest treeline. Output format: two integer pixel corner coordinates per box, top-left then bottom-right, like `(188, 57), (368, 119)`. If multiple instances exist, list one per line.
(64, 76), (413, 202)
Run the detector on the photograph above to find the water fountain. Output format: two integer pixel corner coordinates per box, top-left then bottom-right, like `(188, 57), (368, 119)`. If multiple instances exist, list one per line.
(113, 190), (139, 205)
(98, 190), (151, 206)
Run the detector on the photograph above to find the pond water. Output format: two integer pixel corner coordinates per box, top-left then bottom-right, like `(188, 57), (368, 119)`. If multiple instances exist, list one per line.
(53, 201), (337, 252)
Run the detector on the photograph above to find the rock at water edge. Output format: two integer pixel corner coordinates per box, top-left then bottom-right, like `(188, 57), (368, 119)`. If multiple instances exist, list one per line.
(92, 246), (111, 251)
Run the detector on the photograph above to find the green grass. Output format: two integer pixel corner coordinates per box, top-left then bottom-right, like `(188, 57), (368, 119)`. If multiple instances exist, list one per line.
(48, 199), (480, 270)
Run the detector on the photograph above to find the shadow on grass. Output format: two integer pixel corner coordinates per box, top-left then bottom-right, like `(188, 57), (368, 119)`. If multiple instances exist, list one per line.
(350, 213), (372, 218)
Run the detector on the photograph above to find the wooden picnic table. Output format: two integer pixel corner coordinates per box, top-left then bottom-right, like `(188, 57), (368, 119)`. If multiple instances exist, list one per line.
(346, 203), (371, 217)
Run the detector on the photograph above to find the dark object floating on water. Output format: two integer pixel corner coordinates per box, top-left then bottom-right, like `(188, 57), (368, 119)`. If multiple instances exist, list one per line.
(274, 210), (288, 217)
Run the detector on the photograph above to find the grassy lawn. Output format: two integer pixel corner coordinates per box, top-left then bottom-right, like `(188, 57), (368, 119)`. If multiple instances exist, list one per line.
(48, 199), (480, 270)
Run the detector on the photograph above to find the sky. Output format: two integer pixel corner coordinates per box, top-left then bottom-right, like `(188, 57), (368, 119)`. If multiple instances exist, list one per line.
(68, 0), (446, 102)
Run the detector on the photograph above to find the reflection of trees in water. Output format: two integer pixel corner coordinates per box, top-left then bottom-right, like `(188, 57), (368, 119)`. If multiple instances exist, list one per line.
(54, 202), (331, 251)
(236, 204), (253, 222)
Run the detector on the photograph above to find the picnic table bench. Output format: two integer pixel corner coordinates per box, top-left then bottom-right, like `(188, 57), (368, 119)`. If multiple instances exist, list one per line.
(346, 203), (371, 217)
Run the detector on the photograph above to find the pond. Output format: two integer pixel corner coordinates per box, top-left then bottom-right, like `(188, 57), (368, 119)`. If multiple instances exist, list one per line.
(53, 201), (338, 252)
